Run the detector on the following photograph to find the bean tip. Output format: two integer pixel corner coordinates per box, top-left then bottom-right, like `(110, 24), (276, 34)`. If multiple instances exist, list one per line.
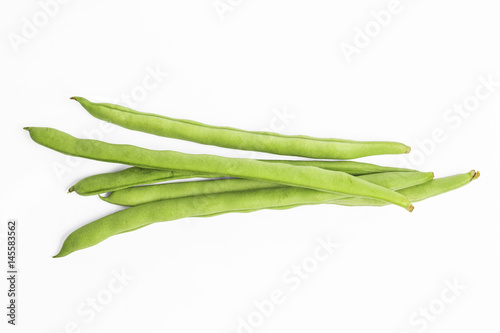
(471, 170), (480, 180)
(23, 127), (29, 131)
(405, 145), (412, 153)
(70, 96), (86, 103)
(68, 186), (74, 193)
(408, 204), (414, 212)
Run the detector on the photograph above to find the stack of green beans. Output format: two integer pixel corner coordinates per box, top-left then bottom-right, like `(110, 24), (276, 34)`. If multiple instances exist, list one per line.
(24, 97), (479, 257)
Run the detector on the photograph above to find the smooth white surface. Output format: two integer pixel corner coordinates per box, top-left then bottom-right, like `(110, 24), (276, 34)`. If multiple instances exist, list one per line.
(1, 1), (499, 332)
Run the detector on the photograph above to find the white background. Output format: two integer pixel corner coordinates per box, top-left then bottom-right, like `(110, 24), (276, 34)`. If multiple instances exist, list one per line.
(1, 1), (499, 332)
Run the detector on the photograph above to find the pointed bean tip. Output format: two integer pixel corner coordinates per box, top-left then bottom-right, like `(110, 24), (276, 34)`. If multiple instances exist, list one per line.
(70, 96), (89, 104)
(23, 127), (29, 131)
(53, 244), (73, 258)
(405, 145), (411, 153)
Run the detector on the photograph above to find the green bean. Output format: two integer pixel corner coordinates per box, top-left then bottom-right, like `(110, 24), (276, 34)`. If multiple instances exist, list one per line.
(334, 170), (480, 206)
(25, 127), (414, 211)
(209, 171), (478, 213)
(71, 161), (416, 196)
(69, 168), (216, 196)
(54, 171), (432, 257)
(102, 179), (282, 206)
(115, 171), (434, 235)
(52, 188), (333, 257)
(120, 170), (476, 236)
(71, 97), (411, 159)
(256, 160), (415, 173)
(102, 171), (432, 206)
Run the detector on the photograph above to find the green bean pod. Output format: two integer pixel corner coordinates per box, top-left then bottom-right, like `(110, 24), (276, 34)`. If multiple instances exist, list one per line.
(116, 171), (477, 236)
(54, 171), (478, 257)
(25, 127), (414, 211)
(69, 168), (216, 196)
(102, 171), (432, 206)
(334, 170), (480, 206)
(115, 171), (434, 234)
(71, 97), (411, 159)
(53, 188), (337, 257)
(206, 171), (478, 215)
(151, 170), (478, 220)
(54, 172), (433, 257)
(71, 161), (415, 196)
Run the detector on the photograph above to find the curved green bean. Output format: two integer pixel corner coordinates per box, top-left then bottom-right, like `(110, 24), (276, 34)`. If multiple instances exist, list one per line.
(207, 170), (479, 214)
(25, 127), (414, 211)
(54, 171), (478, 257)
(334, 170), (480, 206)
(71, 97), (411, 159)
(118, 171), (476, 234)
(256, 160), (415, 173)
(53, 188), (338, 257)
(71, 161), (415, 196)
(115, 171), (434, 234)
(102, 171), (433, 206)
(69, 168), (217, 196)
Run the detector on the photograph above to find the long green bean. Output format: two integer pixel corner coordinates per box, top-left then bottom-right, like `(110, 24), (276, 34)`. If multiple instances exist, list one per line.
(25, 127), (414, 211)
(102, 171), (432, 206)
(53, 171), (477, 257)
(71, 97), (411, 159)
(69, 168), (216, 196)
(116, 171), (434, 234)
(71, 161), (415, 196)
(334, 170), (480, 206)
